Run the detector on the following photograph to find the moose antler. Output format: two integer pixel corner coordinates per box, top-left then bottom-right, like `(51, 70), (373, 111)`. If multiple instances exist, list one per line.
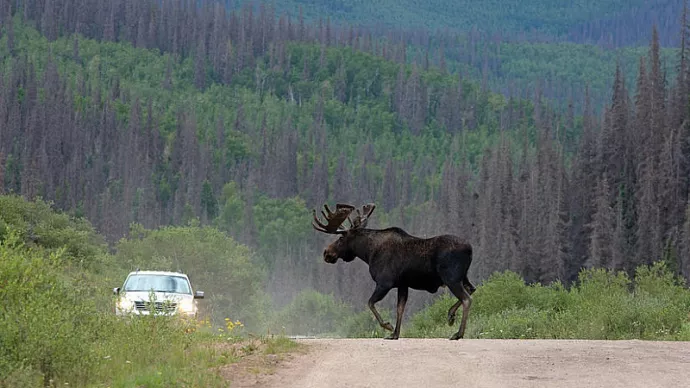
(312, 203), (356, 234)
(313, 203), (377, 234)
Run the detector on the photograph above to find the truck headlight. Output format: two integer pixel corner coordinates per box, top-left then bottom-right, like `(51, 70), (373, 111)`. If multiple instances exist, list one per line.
(118, 298), (134, 311)
(178, 300), (196, 314)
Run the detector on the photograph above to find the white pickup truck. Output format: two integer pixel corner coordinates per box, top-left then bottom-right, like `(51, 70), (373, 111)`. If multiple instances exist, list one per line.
(113, 270), (204, 319)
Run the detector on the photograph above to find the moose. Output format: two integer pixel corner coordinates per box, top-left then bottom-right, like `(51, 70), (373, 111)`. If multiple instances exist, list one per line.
(312, 203), (475, 340)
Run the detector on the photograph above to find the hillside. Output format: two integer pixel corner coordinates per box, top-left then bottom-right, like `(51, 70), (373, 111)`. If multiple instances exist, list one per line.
(229, 1), (682, 112)
(0, 0), (545, 310)
(411, 38), (678, 112)
(2, 0), (690, 317)
(233, 0), (683, 47)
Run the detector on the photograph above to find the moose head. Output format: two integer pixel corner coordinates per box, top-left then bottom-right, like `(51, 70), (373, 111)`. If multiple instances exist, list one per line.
(311, 203), (376, 263)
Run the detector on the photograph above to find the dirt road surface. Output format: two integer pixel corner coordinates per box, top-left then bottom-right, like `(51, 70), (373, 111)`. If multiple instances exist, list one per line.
(253, 338), (690, 388)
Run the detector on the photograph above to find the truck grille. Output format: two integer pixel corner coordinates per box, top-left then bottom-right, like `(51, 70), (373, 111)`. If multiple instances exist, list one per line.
(134, 301), (177, 313)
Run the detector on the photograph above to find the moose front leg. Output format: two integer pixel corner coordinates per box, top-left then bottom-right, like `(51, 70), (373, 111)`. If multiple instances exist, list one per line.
(368, 285), (393, 332)
(386, 286), (408, 340)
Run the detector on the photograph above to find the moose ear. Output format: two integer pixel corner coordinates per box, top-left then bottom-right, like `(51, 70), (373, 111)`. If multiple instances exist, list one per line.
(351, 203), (376, 229)
(362, 203), (376, 218)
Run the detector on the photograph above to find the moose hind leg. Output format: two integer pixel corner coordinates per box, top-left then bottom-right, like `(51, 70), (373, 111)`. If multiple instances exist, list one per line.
(386, 287), (409, 340)
(368, 284), (394, 332)
(447, 299), (463, 326)
(464, 275), (476, 295)
(447, 282), (472, 340)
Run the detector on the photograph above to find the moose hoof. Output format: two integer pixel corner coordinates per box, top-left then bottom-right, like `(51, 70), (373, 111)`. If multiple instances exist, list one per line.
(382, 322), (394, 332)
(385, 334), (399, 340)
(449, 332), (463, 341)
(447, 313), (456, 326)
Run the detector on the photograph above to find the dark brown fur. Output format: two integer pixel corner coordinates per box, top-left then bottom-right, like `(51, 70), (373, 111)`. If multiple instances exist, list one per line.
(314, 205), (475, 340)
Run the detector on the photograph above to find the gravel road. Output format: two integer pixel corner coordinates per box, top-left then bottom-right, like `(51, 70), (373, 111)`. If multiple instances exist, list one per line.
(255, 338), (690, 388)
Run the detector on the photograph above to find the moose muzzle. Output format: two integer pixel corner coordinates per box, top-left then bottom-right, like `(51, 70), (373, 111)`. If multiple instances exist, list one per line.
(324, 248), (338, 263)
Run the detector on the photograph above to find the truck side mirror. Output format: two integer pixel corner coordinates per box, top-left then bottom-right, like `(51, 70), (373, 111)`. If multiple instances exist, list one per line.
(194, 291), (204, 299)
(113, 287), (120, 295)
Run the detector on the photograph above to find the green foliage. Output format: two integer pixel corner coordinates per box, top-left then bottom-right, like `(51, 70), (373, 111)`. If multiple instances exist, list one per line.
(406, 263), (690, 340)
(201, 180), (218, 220)
(445, 41), (678, 112)
(252, 195), (313, 265)
(0, 195), (296, 387)
(0, 229), (102, 384)
(114, 224), (269, 330)
(0, 195), (106, 267)
(250, 0), (658, 37)
(90, 315), (229, 388)
(272, 289), (354, 336)
(262, 335), (301, 355)
(216, 182), (247, 236)
(263, 2), (677, 114)
(470, 271), (532, 315)
(2, 19), (539, 213)
(406, 293), (457, 337)
(216, 185), (314, 270)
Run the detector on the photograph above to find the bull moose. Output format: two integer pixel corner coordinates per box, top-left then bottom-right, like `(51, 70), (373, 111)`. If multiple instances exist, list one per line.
(312, 203), (475, 340)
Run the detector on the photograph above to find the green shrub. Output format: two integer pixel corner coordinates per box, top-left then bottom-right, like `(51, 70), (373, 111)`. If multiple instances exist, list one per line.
(272, 289), (354, 336)
(471, 270), (531, 315)
(0, 195), (106, 267)
(0, 229), (103, 385)
(407, 262), (690, 340)
(631, 262), (690, 339)
(406, 292), (457, 336)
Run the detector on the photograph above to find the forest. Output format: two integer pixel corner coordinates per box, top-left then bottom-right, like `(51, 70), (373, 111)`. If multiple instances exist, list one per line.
(1, 0), (690, 317)
(3, 0), (690, 385)
(236, 0), (682, 47)
(2, 0), (690, 302)
(230, 1), (681, 111)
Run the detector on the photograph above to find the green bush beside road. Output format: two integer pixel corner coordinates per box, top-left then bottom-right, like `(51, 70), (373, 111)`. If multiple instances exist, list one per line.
(405, 263), (690, 340)
(0, 195), (290, 387)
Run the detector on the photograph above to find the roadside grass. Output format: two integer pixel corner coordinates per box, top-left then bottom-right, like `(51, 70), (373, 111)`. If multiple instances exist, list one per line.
(89, 316), (223, 387)
(263, 335), (302, 355)
(0, 226), (299, 387)
(404, 262), (690, 341)
(271, 260), (690, 342)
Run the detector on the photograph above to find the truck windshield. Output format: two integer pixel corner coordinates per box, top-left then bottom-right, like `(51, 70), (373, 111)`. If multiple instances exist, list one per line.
(123, 275), (192, 294)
